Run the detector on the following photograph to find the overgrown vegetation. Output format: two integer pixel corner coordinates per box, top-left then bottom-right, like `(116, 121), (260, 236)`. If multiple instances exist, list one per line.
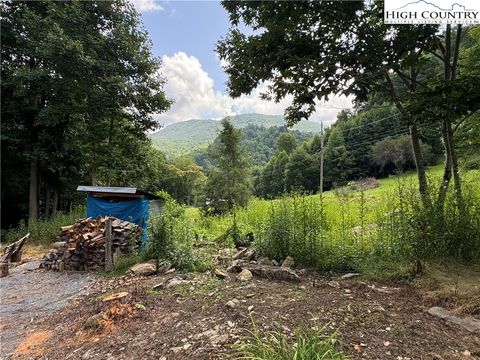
(195, 167), (480, 276)
(234, 318), (346, 360)
(145, 193), (212, 272)
(3, 206), (85, 245)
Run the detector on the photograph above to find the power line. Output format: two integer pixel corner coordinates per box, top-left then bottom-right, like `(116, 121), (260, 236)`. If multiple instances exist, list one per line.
(345, 130), (411, 150)
(344, 127), (411, 146)
(338, 113), (401, 133)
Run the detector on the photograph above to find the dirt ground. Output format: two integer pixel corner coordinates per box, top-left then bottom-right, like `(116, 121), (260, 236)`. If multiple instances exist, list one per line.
(2, 261), (479, 360)
(0, 261), (97, 358)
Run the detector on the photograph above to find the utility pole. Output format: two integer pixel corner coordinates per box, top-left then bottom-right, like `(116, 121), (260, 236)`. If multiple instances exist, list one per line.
(319, 121), (324, 197)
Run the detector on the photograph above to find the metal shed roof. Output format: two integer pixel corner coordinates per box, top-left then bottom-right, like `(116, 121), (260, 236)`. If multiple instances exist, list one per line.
(76, 186), (162, 200)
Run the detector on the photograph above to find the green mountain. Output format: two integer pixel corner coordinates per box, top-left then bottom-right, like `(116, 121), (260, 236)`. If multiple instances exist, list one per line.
(150, 114), (321, 158)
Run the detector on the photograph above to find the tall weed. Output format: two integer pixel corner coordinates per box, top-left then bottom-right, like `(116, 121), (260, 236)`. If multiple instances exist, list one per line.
(3, 206), (85, 245)
(198, 170), (480, 275)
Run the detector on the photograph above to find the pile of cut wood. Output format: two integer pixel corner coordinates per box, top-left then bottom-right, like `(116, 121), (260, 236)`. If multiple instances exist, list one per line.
(41, 216), (141, 271)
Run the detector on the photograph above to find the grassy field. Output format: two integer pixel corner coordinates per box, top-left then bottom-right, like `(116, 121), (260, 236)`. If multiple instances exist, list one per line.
(187, 164), (480, 275)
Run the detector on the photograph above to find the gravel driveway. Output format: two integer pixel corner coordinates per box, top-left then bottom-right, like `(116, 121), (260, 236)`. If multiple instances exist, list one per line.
(0, 261), (97, 358)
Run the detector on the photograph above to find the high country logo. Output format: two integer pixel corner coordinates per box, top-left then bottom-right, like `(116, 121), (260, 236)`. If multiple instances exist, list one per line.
(384, 0), (480, 24)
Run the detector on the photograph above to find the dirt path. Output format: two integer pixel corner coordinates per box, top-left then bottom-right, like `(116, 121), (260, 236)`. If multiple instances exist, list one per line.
(8, 271), (478, 360)
(0, 261), (97, 358)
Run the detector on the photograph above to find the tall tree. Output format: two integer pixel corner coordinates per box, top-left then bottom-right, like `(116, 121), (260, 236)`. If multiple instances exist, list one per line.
(323, 127), (353, 188)
(204, 118), (251, 214)
(284, 147), (318, 193)
(217, 1), (442, 205)
(277, 132), (297, 154)
(1, 1), (171, 224)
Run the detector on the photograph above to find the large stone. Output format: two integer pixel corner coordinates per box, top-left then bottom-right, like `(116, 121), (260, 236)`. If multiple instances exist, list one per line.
(281, 256), (294, 269)
(245, 263), (301, 282)
(428, 307), (480, 333)
(166, 277), (190, 288)
(129, 262), (156, 276)
(237, 269), (253, 282)
(257, 257), (274, 266)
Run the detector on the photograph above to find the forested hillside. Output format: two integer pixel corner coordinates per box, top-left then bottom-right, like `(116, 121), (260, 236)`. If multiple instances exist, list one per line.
(150, 113), (321, 158)
(195, 124), (313, 169)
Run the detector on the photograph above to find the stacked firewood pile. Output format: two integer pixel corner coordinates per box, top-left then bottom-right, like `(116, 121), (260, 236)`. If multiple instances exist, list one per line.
(41, 216), (141, 271)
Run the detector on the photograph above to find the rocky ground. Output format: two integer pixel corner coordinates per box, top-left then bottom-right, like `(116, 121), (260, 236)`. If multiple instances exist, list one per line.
(2, 258), (479, 360)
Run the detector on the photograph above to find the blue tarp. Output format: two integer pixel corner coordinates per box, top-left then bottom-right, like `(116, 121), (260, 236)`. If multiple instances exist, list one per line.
(86, 195), (149, 242)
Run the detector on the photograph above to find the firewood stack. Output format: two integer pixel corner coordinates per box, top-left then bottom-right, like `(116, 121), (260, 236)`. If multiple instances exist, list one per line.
(41, 216), (141, 271)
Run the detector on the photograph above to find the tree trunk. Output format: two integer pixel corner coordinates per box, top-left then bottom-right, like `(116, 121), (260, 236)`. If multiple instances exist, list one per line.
(29, 159), (39, 223)
(438, 120), (453, 206)
(52, 190), (59, 217)
(45, 185), (52, 219)
(449, 26), (463, 209)
(385, 70), (430, 207)
(437, 24), (463, 210)
(410, 123), (429, 206)
(449, 123), (463, 209)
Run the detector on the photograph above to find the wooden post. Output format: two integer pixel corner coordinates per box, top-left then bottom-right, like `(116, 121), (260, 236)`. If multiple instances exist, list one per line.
(105, 218), (113, 271)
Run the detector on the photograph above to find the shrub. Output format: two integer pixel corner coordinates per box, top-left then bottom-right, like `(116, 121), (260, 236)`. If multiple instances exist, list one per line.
(147, 196), (211, 272)
(234, 318), (346, 360)
(462, 155), (480, 171)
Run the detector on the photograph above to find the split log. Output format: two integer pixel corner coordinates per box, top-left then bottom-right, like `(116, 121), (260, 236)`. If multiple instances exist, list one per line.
(1, 233), (29, 263)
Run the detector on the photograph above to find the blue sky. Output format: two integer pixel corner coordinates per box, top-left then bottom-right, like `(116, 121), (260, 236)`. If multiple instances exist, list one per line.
(132, 0), (351, 126)
(140, 1), (229, 92)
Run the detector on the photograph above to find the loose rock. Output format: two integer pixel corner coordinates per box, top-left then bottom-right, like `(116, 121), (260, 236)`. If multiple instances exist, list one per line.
(257, 257), (273, 266)
(129, 263), (156, 276)
(166, 277), (190, 288)
(281, 256), (294, 269)
(226, 299), (239, 309)
(237, 269), (253, 282)
(152, 283), (164, 290)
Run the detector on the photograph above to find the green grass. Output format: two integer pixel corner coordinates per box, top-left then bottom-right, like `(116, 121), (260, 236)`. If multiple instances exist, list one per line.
(191, 165), (480, 275)
(234, 319), (347, 360)
(3, 206), (86, 245)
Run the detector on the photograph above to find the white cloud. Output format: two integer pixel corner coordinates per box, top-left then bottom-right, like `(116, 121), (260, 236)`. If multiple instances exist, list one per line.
(131, 0), (164, 13)
(156, 52), (352, 127)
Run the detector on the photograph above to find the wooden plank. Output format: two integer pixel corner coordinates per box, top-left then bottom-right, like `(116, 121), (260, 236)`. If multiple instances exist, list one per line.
(105, 219), (113, 271)
(1, 233), (29, 263)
